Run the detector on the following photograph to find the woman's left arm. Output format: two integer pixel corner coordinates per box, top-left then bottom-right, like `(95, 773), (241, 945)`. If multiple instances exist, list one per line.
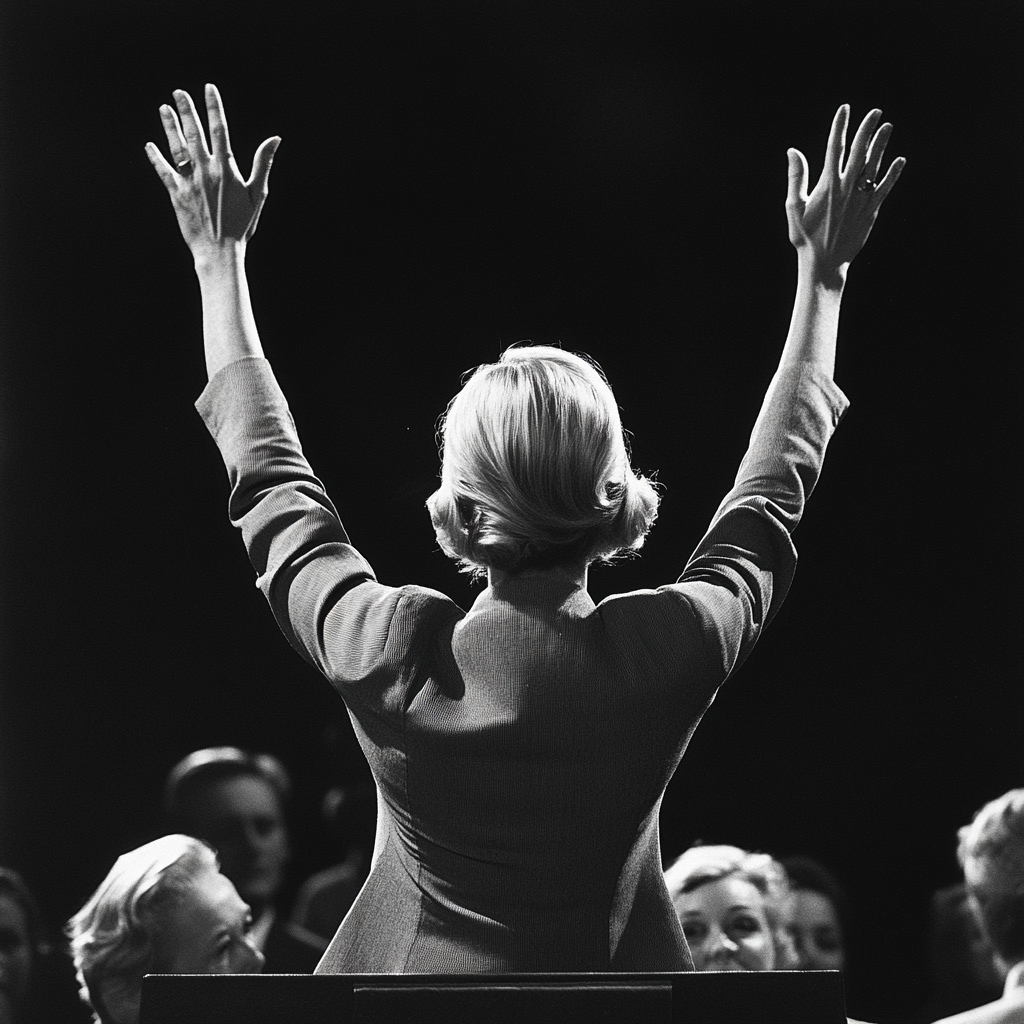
(145, 84), (280, 380)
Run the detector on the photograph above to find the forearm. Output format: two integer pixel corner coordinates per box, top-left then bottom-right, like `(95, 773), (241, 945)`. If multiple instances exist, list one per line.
(195, 245), (264, 380)
(778, 251), (846, 380)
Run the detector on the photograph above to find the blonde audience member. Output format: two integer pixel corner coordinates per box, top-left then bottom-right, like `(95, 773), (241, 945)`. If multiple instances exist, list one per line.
(665, 844), (798, 972)
(930, 790), (1024, 1024)
(66, 835), (263, 1024)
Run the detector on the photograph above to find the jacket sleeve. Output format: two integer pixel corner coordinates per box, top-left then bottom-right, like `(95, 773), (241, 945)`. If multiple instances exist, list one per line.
(601, 362), (848, 688)
(195, 356), (405, 684)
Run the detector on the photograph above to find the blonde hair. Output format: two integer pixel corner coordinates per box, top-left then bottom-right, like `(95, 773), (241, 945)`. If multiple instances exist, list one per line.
(65, 835), (218, 1024)
(957, 789), (1024, 964)
(427, 345), (660, 576)
(664, 844), (799, 970)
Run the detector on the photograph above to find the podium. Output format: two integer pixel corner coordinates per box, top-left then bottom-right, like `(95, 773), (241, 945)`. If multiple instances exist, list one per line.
(141, 970), (847, 1023)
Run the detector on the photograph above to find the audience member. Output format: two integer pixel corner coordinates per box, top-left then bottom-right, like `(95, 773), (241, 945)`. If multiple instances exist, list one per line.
(928, 790), (1024, 1024)
(664, 844), (798, 971)
(780, 854), (849, 972)
(163, 747), (326, 972)
(290, 781), (375, 944)
(0, 868), (47, 1024)
(65, 835), (263, 1024)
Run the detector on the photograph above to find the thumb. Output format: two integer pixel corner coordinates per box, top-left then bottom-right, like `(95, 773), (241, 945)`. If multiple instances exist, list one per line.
(786, 148), (808, 209)
(248, 136), (282, 197)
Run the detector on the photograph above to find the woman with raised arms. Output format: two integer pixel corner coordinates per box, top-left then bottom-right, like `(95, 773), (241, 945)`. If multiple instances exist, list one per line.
(145, 86), (903, 973)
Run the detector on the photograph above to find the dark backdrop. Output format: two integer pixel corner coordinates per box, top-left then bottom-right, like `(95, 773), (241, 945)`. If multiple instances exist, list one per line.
(1, 2), (1021, 1020)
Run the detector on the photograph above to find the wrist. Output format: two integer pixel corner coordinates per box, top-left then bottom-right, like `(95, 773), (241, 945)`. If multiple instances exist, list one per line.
(193, 241), (247, 279)
(797, 250), (848, 294)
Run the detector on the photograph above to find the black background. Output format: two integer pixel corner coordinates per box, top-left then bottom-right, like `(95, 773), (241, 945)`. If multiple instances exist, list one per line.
(1, 2), (1021, 1020)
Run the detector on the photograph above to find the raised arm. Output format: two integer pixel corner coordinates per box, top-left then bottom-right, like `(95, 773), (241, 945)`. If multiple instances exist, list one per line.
(145, 84), (281, 379)
(780, 105), (905, 378)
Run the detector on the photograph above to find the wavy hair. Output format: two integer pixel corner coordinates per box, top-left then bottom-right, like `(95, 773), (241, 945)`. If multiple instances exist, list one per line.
(65, 835), (218, 1024)
(664, 844), (799, 970)
(957, 788), (1024, 964)
(427, 345), (660, 577)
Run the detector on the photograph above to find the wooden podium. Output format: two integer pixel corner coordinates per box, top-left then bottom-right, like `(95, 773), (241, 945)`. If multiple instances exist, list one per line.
(141, 970), (847, 1023)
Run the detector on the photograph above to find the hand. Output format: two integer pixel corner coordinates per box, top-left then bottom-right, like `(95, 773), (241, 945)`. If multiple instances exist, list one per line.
(786, 105), (905, 277)
(145, 84), (280, 262)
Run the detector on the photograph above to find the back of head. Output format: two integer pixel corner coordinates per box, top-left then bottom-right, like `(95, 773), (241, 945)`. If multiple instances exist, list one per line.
(957, 788), (1024, 967)
(427, 345), (660, 575)
(65, 835), (216, 1024)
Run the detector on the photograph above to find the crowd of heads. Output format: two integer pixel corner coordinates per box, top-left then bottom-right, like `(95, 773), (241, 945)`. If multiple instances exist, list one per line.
(3, 749), (1021, 1024)
(658, 789), (1024, 1022)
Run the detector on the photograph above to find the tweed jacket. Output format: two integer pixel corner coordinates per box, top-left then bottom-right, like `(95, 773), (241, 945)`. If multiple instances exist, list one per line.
(197, 357), (848, 974)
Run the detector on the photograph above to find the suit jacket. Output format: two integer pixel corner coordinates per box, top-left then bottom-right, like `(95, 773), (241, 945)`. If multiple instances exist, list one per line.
(197, 357), (847, 974)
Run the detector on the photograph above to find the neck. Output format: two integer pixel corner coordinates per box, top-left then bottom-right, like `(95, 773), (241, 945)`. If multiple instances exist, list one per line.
(487, 562), (589, 589)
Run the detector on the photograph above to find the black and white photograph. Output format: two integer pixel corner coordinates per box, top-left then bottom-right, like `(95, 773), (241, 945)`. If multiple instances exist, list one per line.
(1, 3), (1021, 1022)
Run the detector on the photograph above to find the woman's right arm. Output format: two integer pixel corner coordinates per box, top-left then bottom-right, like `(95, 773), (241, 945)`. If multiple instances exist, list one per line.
(779, 104), (905, 378)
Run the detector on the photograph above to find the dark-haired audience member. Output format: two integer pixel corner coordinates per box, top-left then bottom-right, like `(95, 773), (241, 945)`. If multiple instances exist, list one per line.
(290, 782), (375, 944)
(0, 868), (46, 1024)
(664, 844), (798, 972)
(928, 790), (1024, 1024)
(65, 835), (263, 1024)
(164, 747), (327, 972)
(780, 854), (848, 972)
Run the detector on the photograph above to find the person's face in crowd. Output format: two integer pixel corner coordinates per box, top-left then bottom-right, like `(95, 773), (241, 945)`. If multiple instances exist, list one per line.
(787, 889), (845, 971)
(153, 864), (265, 974)
(674, 875), (775, 971)
(186, 774), (290, 913)
(0, 894), (32, 1021)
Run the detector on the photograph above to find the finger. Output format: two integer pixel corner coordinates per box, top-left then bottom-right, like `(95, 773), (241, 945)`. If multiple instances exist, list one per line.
(204, 83), (233, 164)
(786, 148), (809, 207)
(872, 156), (906, 203)
(173, 88), (211, 162)
(144, 141), (179, 192)
(862, 122), (893, 180)
(159, 103), (191, 169)
(846, 108), (883, 177)
(246, 136), (282, 196)
(823, 104), (849, 178)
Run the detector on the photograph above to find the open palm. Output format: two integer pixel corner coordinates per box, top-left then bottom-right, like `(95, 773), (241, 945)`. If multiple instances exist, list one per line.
(786, 106), (905, 273)
(146, 84), (280, 260)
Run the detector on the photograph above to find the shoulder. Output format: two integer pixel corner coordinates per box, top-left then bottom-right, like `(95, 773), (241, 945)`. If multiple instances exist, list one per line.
(596, 585), (710, 667)
(597, 585), (700, 629)
(384, 584), (466, 650)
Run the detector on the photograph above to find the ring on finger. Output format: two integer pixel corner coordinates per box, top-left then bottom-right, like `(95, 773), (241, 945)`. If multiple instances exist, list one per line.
(176, 158), (193, 175)
(857, 177), (876, 193)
